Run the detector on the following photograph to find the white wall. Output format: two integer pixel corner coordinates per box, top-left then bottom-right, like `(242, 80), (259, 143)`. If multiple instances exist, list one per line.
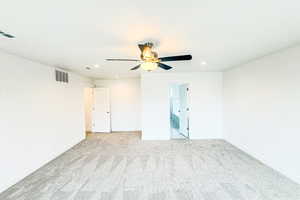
(223, 46), (300, 184)
(141, 72), (223, 140)
(84, 88), (94, 132)
(0, 51), (91, 193)
(94, 78), (141, 131)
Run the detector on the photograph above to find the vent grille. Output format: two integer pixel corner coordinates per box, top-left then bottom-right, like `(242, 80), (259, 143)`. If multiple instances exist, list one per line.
(55, 70), (69, 83)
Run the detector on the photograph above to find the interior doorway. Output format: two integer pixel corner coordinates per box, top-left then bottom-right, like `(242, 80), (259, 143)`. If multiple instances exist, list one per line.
(170, 83), (190, 139)
(92, 88), (111, 133)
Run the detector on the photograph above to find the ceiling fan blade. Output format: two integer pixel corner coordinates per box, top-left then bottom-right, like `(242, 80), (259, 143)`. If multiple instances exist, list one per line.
(158, 63), (172, 70)
(106, 59), (140, 62)
(3, 33), (15, 38)
(159, 55), (192, 62)
(0, 31), (15, 38)
(130, 64), (141, 70)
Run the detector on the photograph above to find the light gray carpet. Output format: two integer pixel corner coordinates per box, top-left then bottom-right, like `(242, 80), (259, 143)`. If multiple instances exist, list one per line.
(1, 132), (300, 200)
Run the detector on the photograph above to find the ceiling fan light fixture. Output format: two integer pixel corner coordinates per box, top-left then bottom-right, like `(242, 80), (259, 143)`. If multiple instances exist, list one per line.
(141, 62), (158, 71)
(142, 47), (153, 59)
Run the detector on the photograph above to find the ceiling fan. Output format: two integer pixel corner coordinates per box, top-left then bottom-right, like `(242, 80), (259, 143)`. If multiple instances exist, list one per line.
(106, 42), (192, 71)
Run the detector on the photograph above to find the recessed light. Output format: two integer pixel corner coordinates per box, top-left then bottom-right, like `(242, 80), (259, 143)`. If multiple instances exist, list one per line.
(94, 64), (99, 68)
(201, 61), (207, 65)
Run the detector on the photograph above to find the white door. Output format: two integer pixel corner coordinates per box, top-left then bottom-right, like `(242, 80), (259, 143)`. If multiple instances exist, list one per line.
(179, 84), (189, 137)
(92, 88), (111, 133)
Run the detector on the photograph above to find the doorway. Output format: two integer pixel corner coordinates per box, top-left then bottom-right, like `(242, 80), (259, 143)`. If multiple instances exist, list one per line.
(170, 83), (190, 139)
(92, 88), (111, 133)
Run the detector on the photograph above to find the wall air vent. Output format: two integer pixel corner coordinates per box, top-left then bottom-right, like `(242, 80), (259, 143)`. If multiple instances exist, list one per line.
(55, 70), (69, 83)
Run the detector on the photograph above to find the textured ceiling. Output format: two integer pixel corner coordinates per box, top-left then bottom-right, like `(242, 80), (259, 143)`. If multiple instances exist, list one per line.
(1, 0), (300, 79)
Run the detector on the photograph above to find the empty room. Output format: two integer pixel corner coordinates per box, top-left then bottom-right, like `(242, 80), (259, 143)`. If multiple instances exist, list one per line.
(1, 1), (300, 199)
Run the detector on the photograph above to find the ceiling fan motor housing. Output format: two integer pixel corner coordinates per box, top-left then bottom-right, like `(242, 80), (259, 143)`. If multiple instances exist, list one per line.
(140, 42), (159, 62)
